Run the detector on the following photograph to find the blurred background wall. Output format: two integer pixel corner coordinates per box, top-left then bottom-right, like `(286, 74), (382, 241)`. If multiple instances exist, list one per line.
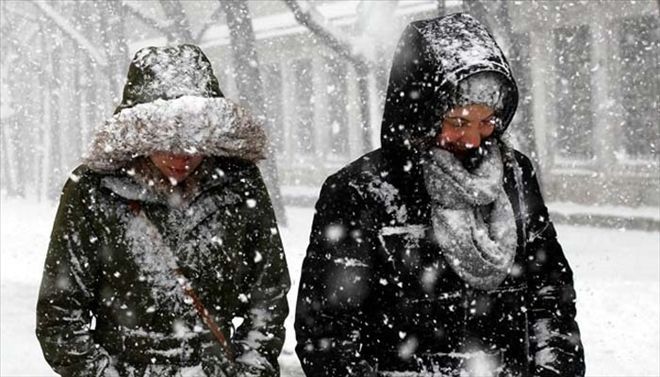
(1, 0), (658, 229)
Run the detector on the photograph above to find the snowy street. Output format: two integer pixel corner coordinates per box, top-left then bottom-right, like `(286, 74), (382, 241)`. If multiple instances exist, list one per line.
(1, 199), (658, 376)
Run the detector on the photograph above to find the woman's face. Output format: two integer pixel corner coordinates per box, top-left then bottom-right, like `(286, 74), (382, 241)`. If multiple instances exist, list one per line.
(149, 152), (203, 184)
(436, 104), (497, 159)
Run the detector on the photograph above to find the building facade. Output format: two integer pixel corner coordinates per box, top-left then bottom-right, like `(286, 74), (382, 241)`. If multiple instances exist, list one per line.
(188, 1), (660, 210)
(6, 1), (654, 213)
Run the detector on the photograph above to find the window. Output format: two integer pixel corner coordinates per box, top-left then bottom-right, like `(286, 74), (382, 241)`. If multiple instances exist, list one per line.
(293, 59), (314, 156)
(323, 57), (349, 157)
(618, 15), (659, 159)
(554, 25), (594, 160)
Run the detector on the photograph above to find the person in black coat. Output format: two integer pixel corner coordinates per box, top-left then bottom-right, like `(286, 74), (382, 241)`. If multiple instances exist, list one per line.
(36, 45), (290, 377)
(294, 13), (585, 377)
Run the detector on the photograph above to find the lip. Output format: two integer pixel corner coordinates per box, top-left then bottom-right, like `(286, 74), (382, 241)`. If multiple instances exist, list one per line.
(440, 144), (467, 153)
(169, 167), (189, 174)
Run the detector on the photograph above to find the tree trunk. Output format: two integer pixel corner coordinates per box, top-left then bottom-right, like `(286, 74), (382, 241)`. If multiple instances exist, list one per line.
(47, 40), (62, 200)
(284, 0), (374, 153)
(355, 64), (372, 152)
(1, 119), (15, 196)
(159, 0), (194, 43)
(70, 36), (83, 165)
(463, 0), (491, 30)
(437, 0), (446, 16)
(98, 1), (128, 107)
(220, 0), (287, 226)
(38, 24), (52, 201)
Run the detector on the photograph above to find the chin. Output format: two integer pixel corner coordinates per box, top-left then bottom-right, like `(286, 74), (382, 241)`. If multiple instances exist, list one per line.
(452, 150), (469, 159)
(166, 172), (189, 184)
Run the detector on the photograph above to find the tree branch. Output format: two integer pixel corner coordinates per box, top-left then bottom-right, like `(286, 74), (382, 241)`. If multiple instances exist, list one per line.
(31, 1), (108, 66)
(159, 0), (194, 43)
(194, 4), (223, 43)
(121, 1), (176, 40)
(220, 0), (288, 225)
(2, 2), (37, 21)
(282, 0), (368, 70)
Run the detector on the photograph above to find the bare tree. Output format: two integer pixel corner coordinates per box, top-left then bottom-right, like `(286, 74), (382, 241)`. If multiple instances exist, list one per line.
(194, 6), (223, 43)
(220, 0), (287, 225)
(4, 9), (43, 198)
(27, 1), (129, 198)
(158, 0), (194, 43)
(31, 1), (108, 66)
(120, 1), (221, 45)
(437, 0), (446, 17)
(97, 1), (129, 110)
(0, 2), (32, 197)
(283, 0), (374, 153)
(121, 1), (177, 41)
(3, 1), (283, 208)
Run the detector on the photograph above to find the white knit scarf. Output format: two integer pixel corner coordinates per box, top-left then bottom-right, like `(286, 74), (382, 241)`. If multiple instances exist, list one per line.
(423, 142), (517, 291)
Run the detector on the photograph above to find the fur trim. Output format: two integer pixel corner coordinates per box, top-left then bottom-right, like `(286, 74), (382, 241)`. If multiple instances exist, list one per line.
(84, 96), (266, 171)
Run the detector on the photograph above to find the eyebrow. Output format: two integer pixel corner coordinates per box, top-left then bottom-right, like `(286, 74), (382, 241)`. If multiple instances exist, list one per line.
(445, 113), (495, 121)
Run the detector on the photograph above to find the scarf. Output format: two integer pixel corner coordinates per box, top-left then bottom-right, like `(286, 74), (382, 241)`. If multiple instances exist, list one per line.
(423, 142), (517, 291)
(126, 157), (210, 209)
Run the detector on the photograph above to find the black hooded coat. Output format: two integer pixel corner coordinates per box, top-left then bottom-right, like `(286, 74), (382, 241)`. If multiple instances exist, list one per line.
(36, 45), (290, 377)
(294, 14), (584, 377)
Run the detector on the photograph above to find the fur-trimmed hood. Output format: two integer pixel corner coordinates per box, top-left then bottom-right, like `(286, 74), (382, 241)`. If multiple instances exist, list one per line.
(83, 44), (265, 171)
(84, 95), (266, 171)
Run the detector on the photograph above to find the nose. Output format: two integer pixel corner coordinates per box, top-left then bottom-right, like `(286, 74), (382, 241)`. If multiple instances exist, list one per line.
(169, 156), (193, 168)
(459, 128), (481, 149)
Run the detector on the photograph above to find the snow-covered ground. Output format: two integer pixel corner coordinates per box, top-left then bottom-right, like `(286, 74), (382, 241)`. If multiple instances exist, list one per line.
(1, 197), (659, 376)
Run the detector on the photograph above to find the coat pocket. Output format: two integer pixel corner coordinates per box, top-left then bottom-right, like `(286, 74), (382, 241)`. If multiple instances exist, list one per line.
(468, 284), (530, 375)
(377, 225), (429, 272)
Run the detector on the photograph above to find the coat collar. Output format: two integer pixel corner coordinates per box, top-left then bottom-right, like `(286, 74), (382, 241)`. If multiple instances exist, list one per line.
(100, 157), (229, 209)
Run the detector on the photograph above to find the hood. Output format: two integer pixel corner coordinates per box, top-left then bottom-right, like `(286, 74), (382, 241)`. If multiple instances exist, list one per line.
(84, 96), (266, 171)
(380, 13), (518, 161)
(114, 44), (223, 114)
(84, 44), (266, 171)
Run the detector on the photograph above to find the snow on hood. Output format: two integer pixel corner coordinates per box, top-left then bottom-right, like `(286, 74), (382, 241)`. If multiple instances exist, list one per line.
(380, 13), (518, 160)
(83, 96), (266, 171)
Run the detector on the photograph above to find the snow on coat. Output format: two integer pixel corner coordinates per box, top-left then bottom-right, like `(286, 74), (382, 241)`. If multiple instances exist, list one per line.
(36, 44), (290, 377)
(37, 159), (290, 377)
(295, 13), (584, 377)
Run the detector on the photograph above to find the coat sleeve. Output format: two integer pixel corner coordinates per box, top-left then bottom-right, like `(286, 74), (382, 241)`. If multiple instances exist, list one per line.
(295, 174), (376, 377)
(517, 154), (586, 377)
(36, 170), (117, 377)
(232, 165), (291, 377)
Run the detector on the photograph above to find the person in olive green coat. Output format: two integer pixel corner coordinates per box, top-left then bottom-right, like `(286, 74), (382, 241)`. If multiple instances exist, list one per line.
(36, 45), (290, 377)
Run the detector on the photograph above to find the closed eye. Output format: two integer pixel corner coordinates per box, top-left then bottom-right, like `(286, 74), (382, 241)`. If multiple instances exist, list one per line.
(444, 117), (467, 128)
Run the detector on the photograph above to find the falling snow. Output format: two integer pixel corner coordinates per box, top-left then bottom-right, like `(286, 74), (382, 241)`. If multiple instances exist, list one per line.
(2, 1), (659, 376)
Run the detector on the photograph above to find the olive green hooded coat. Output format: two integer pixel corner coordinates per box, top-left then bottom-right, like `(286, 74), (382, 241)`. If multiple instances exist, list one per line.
(36, 45), (290, 377)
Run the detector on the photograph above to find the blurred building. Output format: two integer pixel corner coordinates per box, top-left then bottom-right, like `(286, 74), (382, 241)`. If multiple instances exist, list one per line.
(508, 1), (658, 220)
(199, 1), (659, 217)
(2, 0), (658, 228)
